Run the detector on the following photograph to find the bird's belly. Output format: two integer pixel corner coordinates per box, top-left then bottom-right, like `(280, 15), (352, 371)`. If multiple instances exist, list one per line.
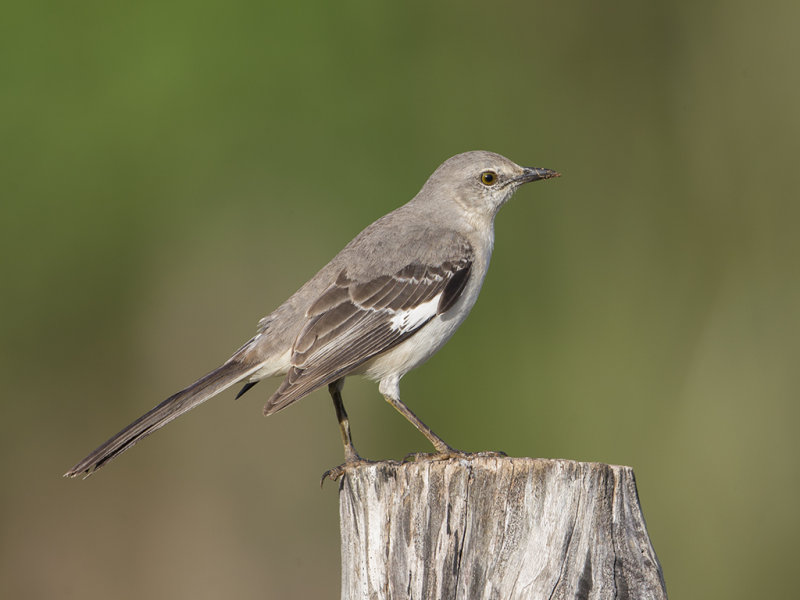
(360, 316), (457, 381)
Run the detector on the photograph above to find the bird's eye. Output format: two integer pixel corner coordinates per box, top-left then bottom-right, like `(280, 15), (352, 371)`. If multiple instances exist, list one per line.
(480, 171), (498, 186)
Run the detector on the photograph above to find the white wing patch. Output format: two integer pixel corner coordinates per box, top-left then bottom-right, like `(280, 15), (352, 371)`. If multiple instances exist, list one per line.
(388, 293), (442, 333)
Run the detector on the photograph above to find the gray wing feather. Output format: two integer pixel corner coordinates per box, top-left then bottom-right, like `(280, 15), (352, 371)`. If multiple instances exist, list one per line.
(264, 256), (472, 415)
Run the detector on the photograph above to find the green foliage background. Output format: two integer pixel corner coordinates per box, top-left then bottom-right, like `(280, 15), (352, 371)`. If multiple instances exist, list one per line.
(2, 1), (799, 598)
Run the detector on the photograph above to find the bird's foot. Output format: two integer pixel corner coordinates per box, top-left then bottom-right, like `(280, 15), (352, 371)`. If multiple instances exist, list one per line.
(321, 456), (381, 485)
(402, 449), (507, 463)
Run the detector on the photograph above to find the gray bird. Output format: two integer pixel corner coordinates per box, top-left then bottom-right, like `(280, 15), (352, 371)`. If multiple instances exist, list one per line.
(65, 151), (559, 478)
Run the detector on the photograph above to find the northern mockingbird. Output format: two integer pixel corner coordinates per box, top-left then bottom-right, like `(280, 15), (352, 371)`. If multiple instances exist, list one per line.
(65, 151), (558, 478)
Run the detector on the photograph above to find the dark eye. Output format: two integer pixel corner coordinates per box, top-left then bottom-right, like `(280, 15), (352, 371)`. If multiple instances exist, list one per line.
(480, 171), (498, 186)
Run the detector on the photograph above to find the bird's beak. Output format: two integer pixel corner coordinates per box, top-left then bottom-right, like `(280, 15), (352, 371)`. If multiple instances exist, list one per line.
(518, 167), (560, 184)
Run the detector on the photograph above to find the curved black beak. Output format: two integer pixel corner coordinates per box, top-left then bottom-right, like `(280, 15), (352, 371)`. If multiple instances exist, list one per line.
(518, 167), (560, 184)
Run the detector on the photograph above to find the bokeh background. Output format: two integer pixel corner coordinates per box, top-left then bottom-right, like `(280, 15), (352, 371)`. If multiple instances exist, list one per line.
(2, 1), (799, 598)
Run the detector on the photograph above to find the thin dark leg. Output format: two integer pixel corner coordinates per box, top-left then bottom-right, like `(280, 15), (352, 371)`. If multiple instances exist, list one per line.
(382, 393), (458, 454)
(383, 393), (507, 462)
(328, 379), (361, 463)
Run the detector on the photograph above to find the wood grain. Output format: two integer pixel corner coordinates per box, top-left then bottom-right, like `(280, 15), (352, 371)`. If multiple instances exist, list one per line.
(339, 457), (667, 599)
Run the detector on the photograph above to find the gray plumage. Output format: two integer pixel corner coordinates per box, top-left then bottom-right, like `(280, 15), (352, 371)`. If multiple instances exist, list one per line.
(65, 150), (558, 478)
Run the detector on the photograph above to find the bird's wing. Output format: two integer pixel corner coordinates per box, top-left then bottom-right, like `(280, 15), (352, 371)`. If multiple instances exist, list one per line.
(263, 255), (472, 415)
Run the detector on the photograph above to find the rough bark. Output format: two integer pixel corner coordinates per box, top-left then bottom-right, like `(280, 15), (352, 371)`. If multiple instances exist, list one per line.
(339, 456), (666, 599)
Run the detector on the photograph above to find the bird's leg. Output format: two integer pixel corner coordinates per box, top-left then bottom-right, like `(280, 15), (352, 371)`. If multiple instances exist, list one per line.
(322, 379), (379, 483)
(378, 377), (459, 455)
(378, 378), (506, 462)
(328, 379), (361, 463)
(384, 394), (459, 455)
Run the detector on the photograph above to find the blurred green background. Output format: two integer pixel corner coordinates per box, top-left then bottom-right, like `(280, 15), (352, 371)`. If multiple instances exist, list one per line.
(2, 1), (798, 598)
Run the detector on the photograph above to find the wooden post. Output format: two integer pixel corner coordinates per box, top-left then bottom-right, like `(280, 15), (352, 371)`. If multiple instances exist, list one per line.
(339, 457), (667, 599)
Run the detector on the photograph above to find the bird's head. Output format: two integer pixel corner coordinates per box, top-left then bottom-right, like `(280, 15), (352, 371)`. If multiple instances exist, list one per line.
(419, 150), (559, 224)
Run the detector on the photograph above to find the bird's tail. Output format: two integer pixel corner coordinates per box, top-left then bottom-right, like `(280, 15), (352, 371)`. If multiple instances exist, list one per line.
(64, 358), (262, 478)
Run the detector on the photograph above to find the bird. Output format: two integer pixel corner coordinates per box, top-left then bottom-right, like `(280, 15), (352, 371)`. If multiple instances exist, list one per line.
(64, 150), (559, 478)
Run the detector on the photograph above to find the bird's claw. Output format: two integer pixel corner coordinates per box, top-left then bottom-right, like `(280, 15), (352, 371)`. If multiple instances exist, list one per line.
(322, 450), (509, 485)
(320, 457), (381, 485)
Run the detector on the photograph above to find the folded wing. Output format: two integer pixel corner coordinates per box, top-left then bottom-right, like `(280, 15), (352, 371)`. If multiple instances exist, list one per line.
(264, 256), (472, 415)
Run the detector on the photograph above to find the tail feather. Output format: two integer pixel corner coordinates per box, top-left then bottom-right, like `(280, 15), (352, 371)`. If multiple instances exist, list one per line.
(235, 380), (259, 399)
(64, 359), (262, 478)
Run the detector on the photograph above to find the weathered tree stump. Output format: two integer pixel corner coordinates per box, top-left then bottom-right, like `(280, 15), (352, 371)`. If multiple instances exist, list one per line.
(339, 457), (666, 599)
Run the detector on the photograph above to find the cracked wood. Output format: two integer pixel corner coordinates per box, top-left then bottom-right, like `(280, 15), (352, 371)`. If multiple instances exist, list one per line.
(338, 457), (667, 600)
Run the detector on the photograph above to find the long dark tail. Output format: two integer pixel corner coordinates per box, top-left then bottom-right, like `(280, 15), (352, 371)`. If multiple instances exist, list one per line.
(64, 358), (262, 478)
